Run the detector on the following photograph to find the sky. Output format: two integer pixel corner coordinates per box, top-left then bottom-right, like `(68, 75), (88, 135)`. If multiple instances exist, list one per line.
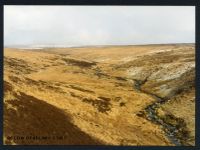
(4, 6), (195, 47)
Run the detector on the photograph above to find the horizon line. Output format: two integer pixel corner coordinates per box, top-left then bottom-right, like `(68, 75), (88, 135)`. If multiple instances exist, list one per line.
(4, 42), (195, 49)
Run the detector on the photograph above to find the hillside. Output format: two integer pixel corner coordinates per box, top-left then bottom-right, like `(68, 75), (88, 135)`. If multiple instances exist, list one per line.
(4, 44), (195, 145)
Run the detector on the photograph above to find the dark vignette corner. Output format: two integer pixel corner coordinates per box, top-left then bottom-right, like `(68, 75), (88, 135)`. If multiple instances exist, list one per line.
(0, 1), (3, 147)
(195, 4), (200, 149)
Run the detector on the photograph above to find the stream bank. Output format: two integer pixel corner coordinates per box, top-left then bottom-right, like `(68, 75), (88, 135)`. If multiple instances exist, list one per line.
(133, 79), (190, 146)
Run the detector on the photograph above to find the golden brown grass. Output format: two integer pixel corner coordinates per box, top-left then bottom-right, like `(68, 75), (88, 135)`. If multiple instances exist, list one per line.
(4, 44), (194, 145)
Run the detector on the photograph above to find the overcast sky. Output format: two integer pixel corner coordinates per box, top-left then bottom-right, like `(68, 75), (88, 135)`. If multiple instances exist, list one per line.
(4, 6), (195, 47)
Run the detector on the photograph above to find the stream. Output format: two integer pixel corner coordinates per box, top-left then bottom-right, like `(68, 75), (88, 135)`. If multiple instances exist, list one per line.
(133, 79), (186, 146)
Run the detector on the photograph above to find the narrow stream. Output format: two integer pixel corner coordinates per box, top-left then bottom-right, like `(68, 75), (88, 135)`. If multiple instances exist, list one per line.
(144, 102), (182, 146)
(133, 79), (185, 146)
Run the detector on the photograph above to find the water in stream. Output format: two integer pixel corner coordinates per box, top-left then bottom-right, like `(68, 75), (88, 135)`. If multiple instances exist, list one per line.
(133, 79), (186, 146)
(145, 102), (182, 146)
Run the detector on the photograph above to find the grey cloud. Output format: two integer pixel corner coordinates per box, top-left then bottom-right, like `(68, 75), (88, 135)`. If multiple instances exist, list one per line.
(4, 6), (195, 47)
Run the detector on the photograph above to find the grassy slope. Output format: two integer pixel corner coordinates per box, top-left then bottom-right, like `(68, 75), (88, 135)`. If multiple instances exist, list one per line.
(3, 44), (194, 145)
